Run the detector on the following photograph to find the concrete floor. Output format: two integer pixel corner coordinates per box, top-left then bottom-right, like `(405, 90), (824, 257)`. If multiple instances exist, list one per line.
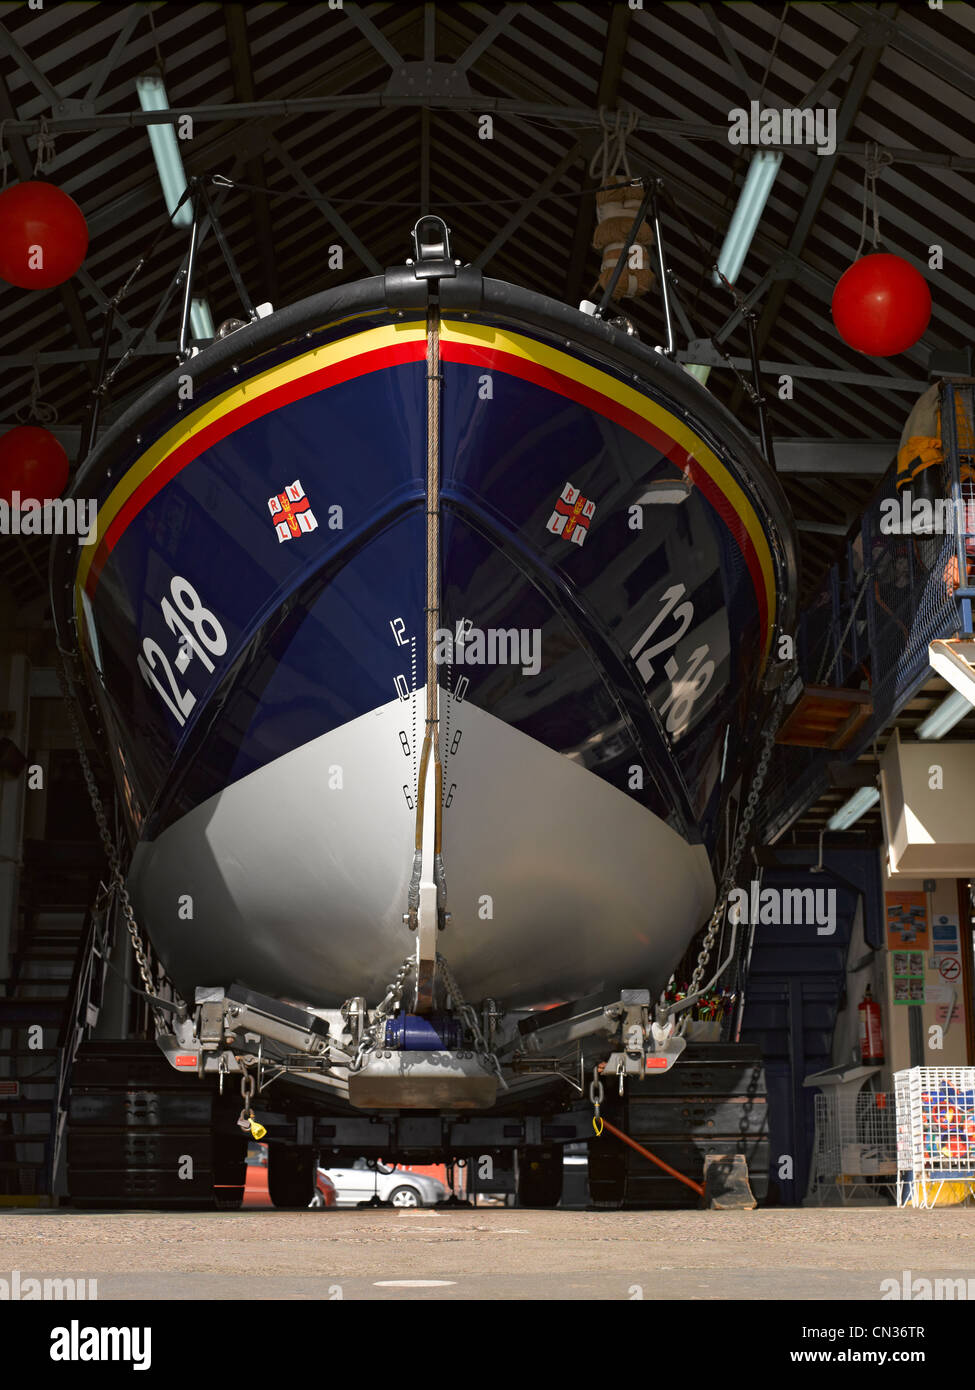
(2, 1206), (975, 1299)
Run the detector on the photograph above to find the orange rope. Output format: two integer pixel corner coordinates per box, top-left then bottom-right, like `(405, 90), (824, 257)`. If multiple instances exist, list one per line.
(599, 1118), (705, 1196)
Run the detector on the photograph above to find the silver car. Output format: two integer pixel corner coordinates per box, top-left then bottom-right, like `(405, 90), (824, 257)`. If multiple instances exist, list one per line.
(319, 1158), (449, 1208)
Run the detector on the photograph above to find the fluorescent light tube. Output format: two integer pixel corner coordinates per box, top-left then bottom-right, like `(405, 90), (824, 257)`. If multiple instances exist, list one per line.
(917, 688), (975, 740)
(190, 298), (215, 340)
(712, 151), (782, 287)
(827, 785), (880, 831)
(136, 73), (192, 228)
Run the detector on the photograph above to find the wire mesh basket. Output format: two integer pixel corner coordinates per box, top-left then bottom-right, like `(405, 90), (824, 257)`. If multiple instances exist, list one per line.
(809, 1090), (897, 1204)
(895, 1067), (975, 1208)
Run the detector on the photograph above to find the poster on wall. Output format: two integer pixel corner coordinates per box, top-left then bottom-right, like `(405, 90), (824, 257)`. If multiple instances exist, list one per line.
(885, 891), (930, 950)
(892, 949), (927, 1004)
(891, 951), (925, 979)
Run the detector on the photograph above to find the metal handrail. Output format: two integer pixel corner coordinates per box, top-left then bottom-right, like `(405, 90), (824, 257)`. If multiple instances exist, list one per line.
(49, 889), (114, 1196)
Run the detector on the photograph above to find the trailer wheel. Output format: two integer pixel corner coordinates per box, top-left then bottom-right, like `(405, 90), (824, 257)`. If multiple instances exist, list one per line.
(587, 1044), (770, 1209)
(516, 1146), (563, 1208)
(586, 1142), (625, 1208)
(212, 1127), (247, 1211)
(267, 1144), (318, 1209)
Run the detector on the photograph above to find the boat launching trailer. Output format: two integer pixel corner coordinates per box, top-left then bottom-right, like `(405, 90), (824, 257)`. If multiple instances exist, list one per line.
(67, 968), (767, 1211)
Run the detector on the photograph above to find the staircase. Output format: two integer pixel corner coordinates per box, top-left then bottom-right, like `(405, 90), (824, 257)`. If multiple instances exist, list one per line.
(0, 840), (109, 1200)
(739, 854), (867, 1205)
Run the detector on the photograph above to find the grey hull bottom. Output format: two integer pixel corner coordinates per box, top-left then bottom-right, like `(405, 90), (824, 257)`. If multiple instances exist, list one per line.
(128, 695), (715, 1010)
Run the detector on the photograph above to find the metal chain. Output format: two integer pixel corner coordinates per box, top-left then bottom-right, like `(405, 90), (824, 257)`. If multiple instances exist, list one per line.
(436, 954), (486, 1051)
(376, 956), (415, 1031)
(56, 657), (175, 1005)
(679, 689), (785, 1022)
(436, 955), (507, 1089)
(350, 957), (414, 1070)
(710, 333), (760, 403)
(237, 1070), (256, 1130)
(589, 1063), (605, 1135)
(236, 1070), (266, 1136)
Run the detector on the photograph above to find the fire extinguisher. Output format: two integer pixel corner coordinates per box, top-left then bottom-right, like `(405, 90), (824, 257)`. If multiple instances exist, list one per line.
(859, 985), (885, 1065)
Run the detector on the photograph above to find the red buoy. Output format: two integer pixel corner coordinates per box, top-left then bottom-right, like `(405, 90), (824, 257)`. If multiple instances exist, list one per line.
(0, 425), (70, 505)
(831, 252), (931, 357)
(0, 180), (88, 289)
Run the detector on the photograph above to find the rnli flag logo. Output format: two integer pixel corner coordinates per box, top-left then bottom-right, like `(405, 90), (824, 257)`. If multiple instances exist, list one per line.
(268, 479), (319, 543)
(547, 483), (595, 546)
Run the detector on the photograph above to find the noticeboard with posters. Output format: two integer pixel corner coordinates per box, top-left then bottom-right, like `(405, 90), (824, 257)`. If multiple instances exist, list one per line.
(886, 891), (930, 950)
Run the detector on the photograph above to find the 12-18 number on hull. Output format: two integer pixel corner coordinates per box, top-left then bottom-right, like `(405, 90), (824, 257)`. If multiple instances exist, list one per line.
(629, 583), (715, 738)
(138, 577), (228, 727)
